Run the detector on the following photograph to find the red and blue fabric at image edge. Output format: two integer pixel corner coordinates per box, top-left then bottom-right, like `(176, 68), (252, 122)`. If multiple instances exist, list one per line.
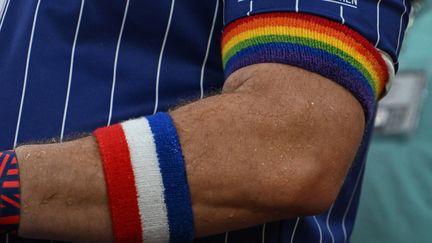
(0, 151), (20, 234)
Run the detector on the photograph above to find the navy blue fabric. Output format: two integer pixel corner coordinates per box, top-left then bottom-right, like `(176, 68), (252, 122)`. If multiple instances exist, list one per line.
(147, 113), (195, 243)
(0, 0), (409, 242)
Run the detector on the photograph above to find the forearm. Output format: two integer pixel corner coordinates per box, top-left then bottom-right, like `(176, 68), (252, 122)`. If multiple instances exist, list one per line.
(14, 64), (364, 241)
(16, 137), (112, 242)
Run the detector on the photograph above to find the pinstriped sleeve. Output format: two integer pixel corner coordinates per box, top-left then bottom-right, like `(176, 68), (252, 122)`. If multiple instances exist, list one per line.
(222, 0), (411, 123)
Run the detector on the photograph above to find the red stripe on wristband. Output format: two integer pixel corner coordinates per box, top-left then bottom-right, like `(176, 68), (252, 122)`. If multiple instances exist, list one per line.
(0, 216), (19, 225)
(94, 125), (143, 243)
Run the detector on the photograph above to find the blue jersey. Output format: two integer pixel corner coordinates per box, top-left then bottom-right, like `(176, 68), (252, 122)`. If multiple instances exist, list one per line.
(0, 0), (410, 242)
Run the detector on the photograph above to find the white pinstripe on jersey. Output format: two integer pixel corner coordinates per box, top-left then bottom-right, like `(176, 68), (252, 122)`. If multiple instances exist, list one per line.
(375, 0), (382, 47)
(0, 0), (10, 33)
(13, 0), (41, 148)
(396, 0), (407, 54)
(107, 0), (130, 126)
(341, 160), (366, 242)
(290, 217), (300, 243)
(340, 6), (345, 24)
(313, 216), (323, 243)
(222, 0), (226, 25)
(326, 204), (336, 243)
(0, 0), (6, 17)
(247, 0), (253, 16)
(60, 0), (86, 141)
(237, 0), (253, 16)
(153, 0), (176, 114)
(200, 0), (219, 99)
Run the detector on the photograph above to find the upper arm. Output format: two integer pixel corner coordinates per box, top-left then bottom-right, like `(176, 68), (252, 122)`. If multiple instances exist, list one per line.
(221, 62), (366, 212)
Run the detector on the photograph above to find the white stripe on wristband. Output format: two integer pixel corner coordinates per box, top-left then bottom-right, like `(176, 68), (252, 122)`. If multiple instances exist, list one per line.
(121, 118), (170, 243)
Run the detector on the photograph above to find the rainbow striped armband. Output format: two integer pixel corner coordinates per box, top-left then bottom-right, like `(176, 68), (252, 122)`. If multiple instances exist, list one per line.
(94, 113), (194, 243)
(222, 12), (389, 122)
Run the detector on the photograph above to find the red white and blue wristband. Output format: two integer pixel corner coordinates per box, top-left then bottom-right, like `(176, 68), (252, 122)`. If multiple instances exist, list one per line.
(0, 150), (20, 234)
(94, 112), (194, 243)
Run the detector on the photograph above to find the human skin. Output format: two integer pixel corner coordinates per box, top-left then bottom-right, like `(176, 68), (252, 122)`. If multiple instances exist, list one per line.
(15, 63), (364, 242)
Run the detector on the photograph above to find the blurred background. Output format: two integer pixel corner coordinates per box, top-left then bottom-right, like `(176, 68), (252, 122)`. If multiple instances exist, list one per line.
(351, 0), (432, 242)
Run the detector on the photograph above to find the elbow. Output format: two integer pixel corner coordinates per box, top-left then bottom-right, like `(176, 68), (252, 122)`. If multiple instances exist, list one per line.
(275, 99), (364, 216)
(290, 159), (346, 216)
(255, 104), (365, 217)
(257, 154), (351, 217)
(262, 156), (349, 217)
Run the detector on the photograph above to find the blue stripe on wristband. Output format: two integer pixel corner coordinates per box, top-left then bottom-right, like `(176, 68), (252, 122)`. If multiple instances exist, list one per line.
(146, 113), (195, 243)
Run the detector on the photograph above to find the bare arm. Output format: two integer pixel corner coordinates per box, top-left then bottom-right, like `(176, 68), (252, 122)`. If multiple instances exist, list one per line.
(16, 63), (364, 241)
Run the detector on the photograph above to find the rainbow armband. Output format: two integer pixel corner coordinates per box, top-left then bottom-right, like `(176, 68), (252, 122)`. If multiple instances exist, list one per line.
(222, 12), (389, 122)
(94, 113), (194, 243)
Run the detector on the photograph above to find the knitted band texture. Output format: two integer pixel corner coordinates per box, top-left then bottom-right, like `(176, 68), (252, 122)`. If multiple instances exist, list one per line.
(0, 150), (20, 234)
(222, 12), (389, 122)
(94, 113), (194, 243)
